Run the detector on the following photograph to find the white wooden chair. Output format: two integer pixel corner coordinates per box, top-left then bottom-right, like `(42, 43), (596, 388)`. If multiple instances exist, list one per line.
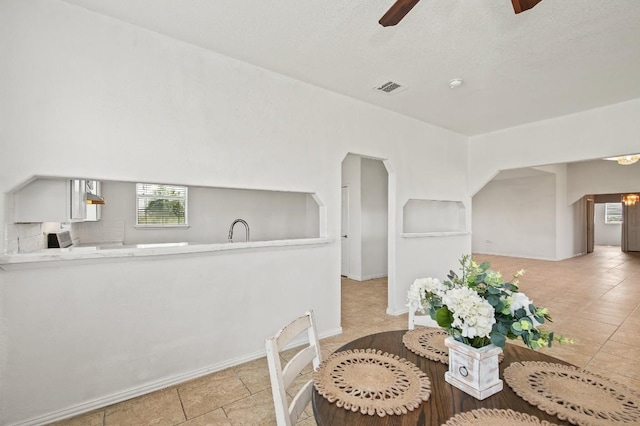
(408, 308), (439, 330)
(265, 310), (322, 426)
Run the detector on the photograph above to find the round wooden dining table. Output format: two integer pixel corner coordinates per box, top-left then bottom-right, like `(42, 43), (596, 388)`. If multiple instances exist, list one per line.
(312, 329), (574, 425)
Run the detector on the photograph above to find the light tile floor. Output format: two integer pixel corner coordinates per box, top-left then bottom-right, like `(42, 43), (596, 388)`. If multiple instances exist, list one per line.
(53, 246), (640, 425)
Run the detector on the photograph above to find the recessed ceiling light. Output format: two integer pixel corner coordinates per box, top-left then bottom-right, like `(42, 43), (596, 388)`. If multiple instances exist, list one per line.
(449, 78), (463, 89)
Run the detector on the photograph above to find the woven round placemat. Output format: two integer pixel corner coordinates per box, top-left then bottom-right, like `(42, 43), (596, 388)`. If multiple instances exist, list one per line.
(443, 408), (559, 425)
(402, 327), (450, 363)
(402, 327), (504, 364)
(312, 348), (431, 417)
(504, 361), (640, 425)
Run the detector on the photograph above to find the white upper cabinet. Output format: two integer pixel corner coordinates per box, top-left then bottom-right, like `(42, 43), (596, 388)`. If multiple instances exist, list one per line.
(13, 178), (88, 223)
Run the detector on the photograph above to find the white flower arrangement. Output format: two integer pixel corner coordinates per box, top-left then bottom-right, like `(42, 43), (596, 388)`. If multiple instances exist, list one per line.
(408, 255), (571, 349)
(407, 277), (445, 312)
(441, 286), (495, 340)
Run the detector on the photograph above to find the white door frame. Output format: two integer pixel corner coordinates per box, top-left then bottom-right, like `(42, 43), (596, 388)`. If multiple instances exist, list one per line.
(341, 185), (350, 276)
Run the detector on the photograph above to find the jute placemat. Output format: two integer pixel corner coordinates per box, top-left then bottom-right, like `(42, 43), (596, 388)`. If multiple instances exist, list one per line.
(443, 408), (559, 425)
(402, 327), (450, 364)
(504, 361), (640, 425)
(402, 327), (504, 364)
(312, 348), (431, 417)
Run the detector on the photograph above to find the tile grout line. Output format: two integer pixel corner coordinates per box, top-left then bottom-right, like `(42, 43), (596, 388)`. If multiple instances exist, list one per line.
(175, 387), (188, 423)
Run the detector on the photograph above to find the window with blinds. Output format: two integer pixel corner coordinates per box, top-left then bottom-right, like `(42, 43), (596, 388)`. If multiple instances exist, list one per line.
(136, 183), (188, 227)
(605, 203), (622, 224)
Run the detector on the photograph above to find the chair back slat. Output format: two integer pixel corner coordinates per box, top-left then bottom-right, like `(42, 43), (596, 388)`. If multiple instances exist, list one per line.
(282, 345), (316, 388)
(288, 380), (313, 424)
(274, 314), (312, 348)
(266, 310), (322, 426)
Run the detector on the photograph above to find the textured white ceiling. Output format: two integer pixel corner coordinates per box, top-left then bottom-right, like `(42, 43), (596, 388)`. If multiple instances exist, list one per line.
(61, 0), (640, 135)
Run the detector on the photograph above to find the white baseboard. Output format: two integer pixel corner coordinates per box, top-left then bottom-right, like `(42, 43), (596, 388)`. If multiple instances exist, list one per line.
(11, 327), (343, 426)
(472, 250), (558, 262)
(386, 306), (409, 316)
(347, 273), (388, 281)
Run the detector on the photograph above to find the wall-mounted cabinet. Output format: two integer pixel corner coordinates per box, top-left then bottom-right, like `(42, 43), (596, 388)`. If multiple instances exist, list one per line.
(13, 178), (87, 223)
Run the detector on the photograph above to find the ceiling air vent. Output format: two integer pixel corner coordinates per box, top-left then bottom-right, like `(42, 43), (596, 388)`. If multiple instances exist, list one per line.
(374, 80), (407, 95)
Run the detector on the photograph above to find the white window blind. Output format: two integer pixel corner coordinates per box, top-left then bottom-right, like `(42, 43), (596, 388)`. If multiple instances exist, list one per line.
(605, 203), (622, 224)
(136, 183), (188, 227)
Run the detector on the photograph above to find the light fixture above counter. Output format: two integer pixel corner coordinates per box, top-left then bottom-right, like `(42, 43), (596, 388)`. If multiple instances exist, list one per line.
(605, 154), (640, 166)
(622, 194), (639, 206)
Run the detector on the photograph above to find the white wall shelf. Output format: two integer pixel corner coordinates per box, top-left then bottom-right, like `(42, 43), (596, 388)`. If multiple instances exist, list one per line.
(401, 231), (471, 238)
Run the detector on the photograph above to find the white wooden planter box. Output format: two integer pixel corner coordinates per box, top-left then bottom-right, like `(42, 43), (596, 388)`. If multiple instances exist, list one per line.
(444, 336), (503, 400)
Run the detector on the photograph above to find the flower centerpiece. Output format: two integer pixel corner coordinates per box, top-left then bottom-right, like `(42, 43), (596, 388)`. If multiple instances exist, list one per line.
(407, 255), (571, 399)
(408, 254), (570, 350)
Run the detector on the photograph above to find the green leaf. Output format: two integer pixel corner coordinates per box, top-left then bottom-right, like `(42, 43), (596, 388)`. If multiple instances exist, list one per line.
(503, 283), (518, 292)
(490, 332), (506, 348)
(487, 286), (501, 295)
(496, 322), (509, 335)
(434, 307), (453, 328)
(511, 322), (523, 334)
(479, 262), (491, 271)
(487, 294), (500, 307)
(520, 317), (534, 331)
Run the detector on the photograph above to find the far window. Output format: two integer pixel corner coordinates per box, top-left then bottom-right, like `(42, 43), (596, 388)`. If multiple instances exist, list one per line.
(605, 203), (622, 224)
(136, 183), (188, 227)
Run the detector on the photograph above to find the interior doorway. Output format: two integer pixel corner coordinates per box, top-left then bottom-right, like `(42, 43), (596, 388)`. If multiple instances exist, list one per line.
(586, 194), (640, 252)
(340, 154), (389, 281)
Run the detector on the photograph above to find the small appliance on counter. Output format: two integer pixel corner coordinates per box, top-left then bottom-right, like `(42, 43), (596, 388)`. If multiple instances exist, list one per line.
(47, 231), (73, 248)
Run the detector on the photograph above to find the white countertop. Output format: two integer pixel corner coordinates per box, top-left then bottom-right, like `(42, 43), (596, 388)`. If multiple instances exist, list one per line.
(0, 237), (334, 270)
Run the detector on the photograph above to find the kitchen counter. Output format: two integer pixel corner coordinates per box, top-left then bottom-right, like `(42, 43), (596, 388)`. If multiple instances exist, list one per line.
(0, 237), (333, 270)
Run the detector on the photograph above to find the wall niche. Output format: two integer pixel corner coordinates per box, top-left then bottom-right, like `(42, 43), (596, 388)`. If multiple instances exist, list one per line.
(402, 199), (467, 236)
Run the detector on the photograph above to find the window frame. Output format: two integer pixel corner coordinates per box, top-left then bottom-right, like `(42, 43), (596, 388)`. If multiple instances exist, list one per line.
(604, 202), (623, 225)
(135, 183), (189, 228)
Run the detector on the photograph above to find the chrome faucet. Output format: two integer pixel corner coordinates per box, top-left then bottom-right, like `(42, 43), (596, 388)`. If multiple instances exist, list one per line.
(228, 219), (250, 242)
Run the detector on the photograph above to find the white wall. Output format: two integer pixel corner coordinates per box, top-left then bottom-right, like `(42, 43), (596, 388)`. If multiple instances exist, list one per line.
(361, 158), (388, 280)
(403, 199), (466, 233)
(469, 99), (640, 197)
(0, 2), (469, 424)
(2, 246), (335, 425)
(595, 203), (622, 246)
(567, 160), (640, 204)
(471, 159), (640, 261)
(469, 101), (640, 261)
(391, 135), (470, 315)
(75, 181), (318, 245)
(472, 173), (557, 259)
